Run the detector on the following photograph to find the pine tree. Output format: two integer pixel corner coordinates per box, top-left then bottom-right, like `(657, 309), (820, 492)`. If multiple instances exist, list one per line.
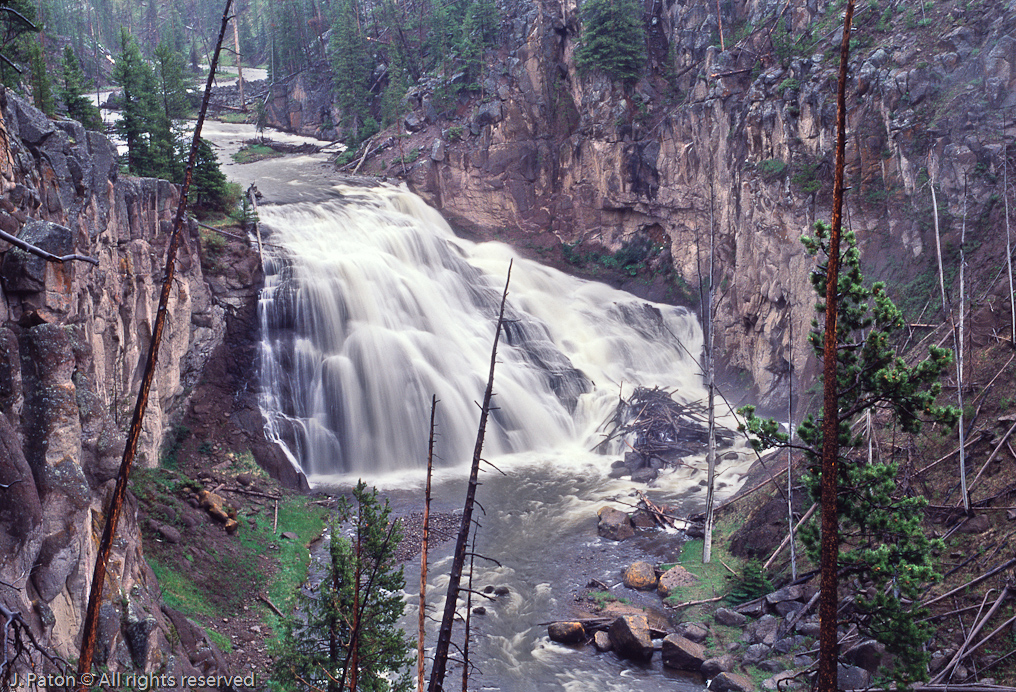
(272, 481), (413, 692)
(458, 0), (498, 87)
(154, 41), (190, 119)
(742, 224), (957, 688)
(328, 0), (372, 141)
(113, 28), (155, 174)
(60, 46), (103, 130)
(28, 38), (54, 115)
(190, 138), (228, 210)
(574, 0), (646, 82)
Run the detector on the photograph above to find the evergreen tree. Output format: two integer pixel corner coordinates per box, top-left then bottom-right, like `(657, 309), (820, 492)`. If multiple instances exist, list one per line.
(27, 38), (54, 115)
(272, 481), (413, 692)
(60, 45), (103, 130)
(154, 41), (189, 119)
(574, 0), (646, 82)
(328, 0), (372, 141)
(0, 0), (38, 86)
(190, 138), (228, 210)
(113, 28), (155, 174)
(458, 0), (498, 87)
(742, 224), (957, 688)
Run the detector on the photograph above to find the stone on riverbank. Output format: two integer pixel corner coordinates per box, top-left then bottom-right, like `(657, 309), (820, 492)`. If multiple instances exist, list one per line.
(657, 564), (698, 597)
(660, 634), (706, 671)
(597, 506), (634, 541)
(607, 614), (654, 661)
(709, 671), (755, 692)
(548, 621), (586, 644)
(623, 561), (657, 590)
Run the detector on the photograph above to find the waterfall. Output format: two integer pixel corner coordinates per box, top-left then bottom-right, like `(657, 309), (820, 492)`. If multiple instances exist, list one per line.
(258, 184), (707, 481)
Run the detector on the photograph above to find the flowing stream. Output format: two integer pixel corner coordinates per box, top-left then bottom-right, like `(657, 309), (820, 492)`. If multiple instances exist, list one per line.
(204, 122), (756, 690)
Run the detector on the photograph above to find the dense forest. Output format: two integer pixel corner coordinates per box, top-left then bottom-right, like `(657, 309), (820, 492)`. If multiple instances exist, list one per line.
(2, 0), (509, 152)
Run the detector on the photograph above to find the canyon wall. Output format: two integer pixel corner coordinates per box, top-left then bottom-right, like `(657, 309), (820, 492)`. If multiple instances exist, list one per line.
(268, 0), (1016, 413)
(0, 90), (230, 676)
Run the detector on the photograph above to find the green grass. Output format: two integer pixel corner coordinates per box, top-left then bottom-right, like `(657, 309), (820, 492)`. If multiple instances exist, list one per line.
(207, 630), (233, 653)
(232, 143), (284, 164)
(217, 112), (251, 124)
(149, 557), (216, 617)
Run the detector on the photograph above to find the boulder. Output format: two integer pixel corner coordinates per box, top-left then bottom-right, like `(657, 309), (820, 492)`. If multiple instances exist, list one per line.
(701, 654), (736, 677)
(842, 639), (885, 672)
(675, 622), (709, 643)
(742, 643), (771, 666)
(775, 600), (805, 618)
(746, 614), (779, 646)
(765, 584), (808, 604)
(630, 466), (658, 483)
(657, 564), (699, 597)
(838, 664), (871, 690)
(713, 607), (748, 627)
(661, 634), (706, 671)
(597, 506), (634, 541)
(607, 614), (654, 661)
(622, 561), (657, 590)
(548, 621), (585, 644)
(762, 671), (803, 691)
(709, 672), (755, 692)
(593, 630), (612, 652)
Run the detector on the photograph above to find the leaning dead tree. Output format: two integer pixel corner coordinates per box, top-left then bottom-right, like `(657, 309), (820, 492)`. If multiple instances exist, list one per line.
(76, 0), (235, 686)
(428, 264), (511, 692)
(419, 395), (436, 692)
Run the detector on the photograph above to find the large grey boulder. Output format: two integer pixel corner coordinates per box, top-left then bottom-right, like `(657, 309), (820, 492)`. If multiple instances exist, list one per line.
(713, 606), (748, 627)
(607, 614), (654, 661)
(660, 634), (706, 671)
(701, 654), (736, 677)
(597, 506), (634, 541)
(709, 672), (755, 692)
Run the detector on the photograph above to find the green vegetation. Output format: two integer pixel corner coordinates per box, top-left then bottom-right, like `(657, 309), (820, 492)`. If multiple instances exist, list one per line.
(563, 236), (663, 276)
(588, 590), (629, 607)
(60, 46), (103, 130)
(742, 224), (958, 688)
(574, 0), (646, 82)
(27, 39), (54, 116)
(757, 158), (787, 179)
(233, 142), (285, 164)
(272, 482), (413, 692)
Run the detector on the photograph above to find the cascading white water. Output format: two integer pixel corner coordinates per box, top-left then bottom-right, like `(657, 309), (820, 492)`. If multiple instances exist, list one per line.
(257, 184), (711, 482)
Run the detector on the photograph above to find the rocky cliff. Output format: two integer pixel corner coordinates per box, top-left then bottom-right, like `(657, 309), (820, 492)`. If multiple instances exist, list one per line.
(0, 90), (233, 677)
(267, 0), (1016, 414)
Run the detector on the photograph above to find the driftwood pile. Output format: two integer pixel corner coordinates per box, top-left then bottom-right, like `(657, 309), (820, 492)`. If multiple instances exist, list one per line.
(597, 386), (733, 465)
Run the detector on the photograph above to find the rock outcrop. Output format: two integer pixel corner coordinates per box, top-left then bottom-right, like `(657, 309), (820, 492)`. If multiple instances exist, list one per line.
(0, 90), (233, 676)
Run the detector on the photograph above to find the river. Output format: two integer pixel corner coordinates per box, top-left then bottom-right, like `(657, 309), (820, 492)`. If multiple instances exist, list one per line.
(203, 120), (755, 691)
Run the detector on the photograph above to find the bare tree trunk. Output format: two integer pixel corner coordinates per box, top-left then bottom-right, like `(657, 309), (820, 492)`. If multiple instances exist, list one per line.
(419, 396), (436, 692)
(817, 3), (855, 691)
(428, 264), (512, 692)
(1006, 115), (1015, 346)
(787, 303), (797, 579)
(232, 15), (245, 110)
(703, 184), (717, 564)
(76, 2), (235, 686)
(932, 182), (970, 514)
(462, 531), (477, 692)
(715, 0), (724, 51)
(958, 179), (968, 513)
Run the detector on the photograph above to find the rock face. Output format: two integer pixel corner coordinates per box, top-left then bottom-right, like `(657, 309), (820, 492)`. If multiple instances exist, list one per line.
(0, 90), (238, 675)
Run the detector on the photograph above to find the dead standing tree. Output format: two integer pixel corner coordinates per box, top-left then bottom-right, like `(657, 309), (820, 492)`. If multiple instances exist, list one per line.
(75, 1), (235, 686)
(427, 263), (512, 692)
